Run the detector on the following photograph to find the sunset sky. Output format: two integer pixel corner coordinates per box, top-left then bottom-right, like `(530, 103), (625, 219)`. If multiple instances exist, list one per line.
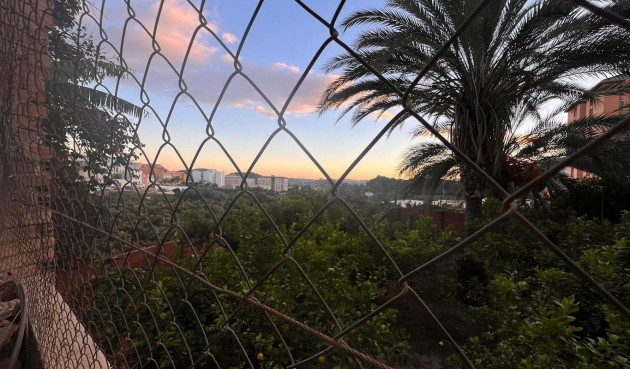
(85, 0), (421, 180)
(86, 0), (593, 181)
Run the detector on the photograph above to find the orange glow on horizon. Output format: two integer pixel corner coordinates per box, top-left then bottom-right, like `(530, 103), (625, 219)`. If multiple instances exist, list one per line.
(142, 154), (399, 181)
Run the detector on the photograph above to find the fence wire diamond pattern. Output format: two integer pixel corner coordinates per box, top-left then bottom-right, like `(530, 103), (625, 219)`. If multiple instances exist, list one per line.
(1, 0), (629, 368)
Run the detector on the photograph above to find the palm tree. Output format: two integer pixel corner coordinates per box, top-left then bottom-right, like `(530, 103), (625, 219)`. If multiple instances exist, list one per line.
(319, 0), (630, 234)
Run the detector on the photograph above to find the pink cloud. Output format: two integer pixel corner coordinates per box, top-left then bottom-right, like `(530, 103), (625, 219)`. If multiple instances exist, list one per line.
(206, 22), (220, 34)
(253, 105), (276, 118)
(220, 54), (235, 63)
(92, 1), (338, 119)
(221, 33), (239, 44)
(97, 0), (227, 73)
(183, 61), (336, 117)
(149, 2), (220, 64)
(273, 62), (300, 74)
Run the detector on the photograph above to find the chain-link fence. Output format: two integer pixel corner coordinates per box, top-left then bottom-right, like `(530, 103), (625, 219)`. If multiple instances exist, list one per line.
(1, 0), (630, 368)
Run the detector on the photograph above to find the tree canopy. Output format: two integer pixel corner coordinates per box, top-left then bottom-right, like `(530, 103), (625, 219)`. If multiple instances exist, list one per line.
(46, 0), (144, 181)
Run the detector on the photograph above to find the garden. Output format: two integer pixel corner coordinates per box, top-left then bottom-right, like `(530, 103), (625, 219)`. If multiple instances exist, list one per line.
(64, 183), (630, 369)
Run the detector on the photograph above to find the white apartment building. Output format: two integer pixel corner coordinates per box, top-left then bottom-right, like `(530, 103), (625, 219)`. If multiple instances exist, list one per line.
(224, 174), (257, 189)
(191, 169), (225, 187)
(271, 176), (289, 192)
(256, 177), (272, 190)
(124, 162), (142, 186)
(224, 174), (241, 188)
(112, 162), (142, 186)
(74, 158), (90, 179)
(74, 158), (141, 187)
(223, 174), (289, 192)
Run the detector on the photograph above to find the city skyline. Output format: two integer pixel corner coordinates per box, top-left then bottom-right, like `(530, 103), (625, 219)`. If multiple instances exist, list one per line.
(136, 162), (368, 181)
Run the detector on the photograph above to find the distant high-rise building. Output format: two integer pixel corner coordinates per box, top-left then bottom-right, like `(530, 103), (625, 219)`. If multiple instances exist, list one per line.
(271, 176), (289, 192)
(565, 75), (630, 179)
(191, 169), (225, 186)
(256, 177), (272, 190)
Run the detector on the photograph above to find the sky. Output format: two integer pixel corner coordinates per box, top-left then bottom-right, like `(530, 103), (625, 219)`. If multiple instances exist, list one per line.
(82, 0), (419, 180)
(83, 0), (605, 181)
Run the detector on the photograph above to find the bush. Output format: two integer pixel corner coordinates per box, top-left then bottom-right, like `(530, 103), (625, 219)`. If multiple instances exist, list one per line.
(78, 191), (423, 368)
(454, 202), (630, 368)
(554, 178), (630, 223)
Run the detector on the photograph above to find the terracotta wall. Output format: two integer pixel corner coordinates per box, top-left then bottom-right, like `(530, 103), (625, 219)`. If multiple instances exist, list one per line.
(0, 0), (54, 280)
(386, 208), (466, 235)
(56, 241), (212, 294)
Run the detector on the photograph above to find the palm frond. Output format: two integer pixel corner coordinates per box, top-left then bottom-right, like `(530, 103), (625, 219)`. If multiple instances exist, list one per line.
(49, 82), (145, 118)
(399, 142), (457, 195)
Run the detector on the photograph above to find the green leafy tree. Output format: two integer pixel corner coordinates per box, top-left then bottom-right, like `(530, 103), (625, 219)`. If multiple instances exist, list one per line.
(457, 206), (630, 368)
(553, 177), (630, 223)
(81, 193), (423, 369)
(319, 0), (630, 234)
(46, 0), (144, 181)
(46, 0), (146, 272)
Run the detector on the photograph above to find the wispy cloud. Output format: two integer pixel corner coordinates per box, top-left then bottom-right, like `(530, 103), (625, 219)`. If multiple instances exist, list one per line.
(221, 32), (239, 44)
(273, 62), (300, 74)
(93, 0), (336, 120)
(126, 0), (220, 66)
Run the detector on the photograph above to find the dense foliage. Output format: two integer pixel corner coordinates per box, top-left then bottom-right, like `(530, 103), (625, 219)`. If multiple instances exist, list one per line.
(46, 0), (143, 178)
(76, 188), (462, 368)
(69, 186), (630, 368)
(456, 199), (630, 368)
(365, 176), (461, 202)
(554, 178), (630, 223)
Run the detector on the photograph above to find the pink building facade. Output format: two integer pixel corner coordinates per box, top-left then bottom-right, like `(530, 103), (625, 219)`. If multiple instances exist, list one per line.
(565, 75), (630, 179)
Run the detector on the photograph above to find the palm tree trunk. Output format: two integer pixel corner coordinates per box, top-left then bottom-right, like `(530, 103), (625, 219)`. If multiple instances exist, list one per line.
(456, 165), (488, 305)
(461, 164), (485, 236)
(464, 195), (483, 236)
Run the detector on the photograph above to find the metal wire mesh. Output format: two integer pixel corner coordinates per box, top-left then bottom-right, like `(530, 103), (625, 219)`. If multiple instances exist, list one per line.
(1, 0), (629, 368)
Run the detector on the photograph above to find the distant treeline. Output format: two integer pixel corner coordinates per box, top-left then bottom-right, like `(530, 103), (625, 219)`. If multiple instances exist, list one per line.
(365, 175), (461, 199)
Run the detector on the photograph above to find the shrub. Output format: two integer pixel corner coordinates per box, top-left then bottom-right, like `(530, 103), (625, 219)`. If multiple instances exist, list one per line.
(454, 203), (630, 368)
